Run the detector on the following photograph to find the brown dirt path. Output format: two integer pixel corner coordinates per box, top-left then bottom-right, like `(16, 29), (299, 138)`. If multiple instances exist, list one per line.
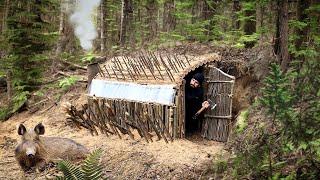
(0, 43), (271, 179)
(0, 93), (225, 180)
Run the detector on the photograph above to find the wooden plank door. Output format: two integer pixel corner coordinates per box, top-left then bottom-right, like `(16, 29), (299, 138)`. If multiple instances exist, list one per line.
(202, 67), (235, 142)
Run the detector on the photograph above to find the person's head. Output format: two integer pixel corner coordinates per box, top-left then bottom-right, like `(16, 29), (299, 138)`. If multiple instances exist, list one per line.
(190, 73), (204, 88)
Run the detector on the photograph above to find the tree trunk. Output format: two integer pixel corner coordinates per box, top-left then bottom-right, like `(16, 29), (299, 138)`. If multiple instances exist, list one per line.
(1, 0), (10, 33)
(100, 0), (106, 52)
(295, 0), (310, 54)
(95, 2), (101, 51)
(119, 0), (124, 46)
(55, 0), (65, 56)
(256, 1), (266, 31)
(232, 0), (241, 30)
(6, 70), (12, 101)
(202, 0), (216, 38)
(127, 0), (134, 47)
(137, 0), (143, 45)
(146, 0), (158, 41)
(55, 1), (77, 54)
(274, 0), (289, 71)
(243, 2), (256, 48)
(191, 0), (203, 24)
(163, 0), (175, 32)
(120, 0), (133, 47)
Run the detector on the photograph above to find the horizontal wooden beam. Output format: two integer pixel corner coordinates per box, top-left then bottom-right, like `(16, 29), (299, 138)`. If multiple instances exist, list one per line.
(204, 115), (232, 119)
(206, 80), (234, 83)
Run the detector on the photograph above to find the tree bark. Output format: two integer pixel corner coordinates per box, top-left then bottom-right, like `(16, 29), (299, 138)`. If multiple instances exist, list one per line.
(6, 70), (12, 101)
(295, 0), (310, 52)
(100, 0), (106, 52)
(55, 1), (77, 54)
(1, 0), (10, 33)
(95, 2), (101, 51)
(191, 0), (203, 24)
(274, 0), (289, 71)
(146, 0), (158, 41)
(120, 0), (133, 47)
(243, 2), (256, 48)
(202, 0), (217, 38)
(119, 0), (124, 46)
(163, 0), (175, 32)
(232, 0), (241, 30)
(256, 1), (266, 32)
(55, 0), (65, 56)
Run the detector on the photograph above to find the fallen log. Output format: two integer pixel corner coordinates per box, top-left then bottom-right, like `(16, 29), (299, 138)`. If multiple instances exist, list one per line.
(58, 59), (87, 70)
(56, 71), (87, 83)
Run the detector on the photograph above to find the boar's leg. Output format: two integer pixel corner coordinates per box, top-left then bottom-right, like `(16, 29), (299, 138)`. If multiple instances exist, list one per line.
(18, 159), (33, 172)
(36, 158), (47, 172)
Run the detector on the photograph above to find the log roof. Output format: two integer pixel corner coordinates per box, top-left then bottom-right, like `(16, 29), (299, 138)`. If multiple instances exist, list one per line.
(95, 51), (221, 85)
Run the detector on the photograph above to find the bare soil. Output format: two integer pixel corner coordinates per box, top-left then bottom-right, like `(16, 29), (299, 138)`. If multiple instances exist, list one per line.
(0, 44), (269, 179)
(0, 88), (225, 180)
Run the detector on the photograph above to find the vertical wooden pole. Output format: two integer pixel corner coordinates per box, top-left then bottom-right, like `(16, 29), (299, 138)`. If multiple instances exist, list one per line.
(173, 94), (178, 138)
(168, 106), (174, 138)
(87, 63), (100, 87)
(181, 80), (186, 138)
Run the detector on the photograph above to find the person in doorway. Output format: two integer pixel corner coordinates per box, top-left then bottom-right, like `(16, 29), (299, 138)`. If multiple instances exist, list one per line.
(185, 73), (210, 135)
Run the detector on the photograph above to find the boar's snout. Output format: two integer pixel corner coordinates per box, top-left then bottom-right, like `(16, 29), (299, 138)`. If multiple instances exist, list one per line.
(23, 141), (38, 158)
(27, 154), (34, 158)
(26, 147), (36, 157)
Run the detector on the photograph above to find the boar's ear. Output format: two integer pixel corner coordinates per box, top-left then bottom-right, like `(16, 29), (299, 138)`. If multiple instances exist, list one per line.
(18, 124), (27, 135)
(34, 123), (45, 135)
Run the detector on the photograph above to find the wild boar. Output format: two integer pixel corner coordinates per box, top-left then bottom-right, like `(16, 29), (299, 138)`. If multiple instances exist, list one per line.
(15, 123), (89, 171)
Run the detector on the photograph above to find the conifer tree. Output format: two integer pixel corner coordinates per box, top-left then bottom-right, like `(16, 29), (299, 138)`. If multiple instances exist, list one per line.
(4, 0), (56, 92)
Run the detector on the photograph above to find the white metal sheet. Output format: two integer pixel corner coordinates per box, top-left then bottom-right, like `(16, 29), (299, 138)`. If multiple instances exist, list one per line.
(89, 79), (176, 106)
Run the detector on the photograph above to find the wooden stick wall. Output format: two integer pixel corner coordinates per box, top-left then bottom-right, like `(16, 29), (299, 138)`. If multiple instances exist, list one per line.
(65, 95), (189, 143)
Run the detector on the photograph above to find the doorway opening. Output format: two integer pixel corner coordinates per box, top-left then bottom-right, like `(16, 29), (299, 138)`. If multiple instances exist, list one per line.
(184, 66), (204, 137)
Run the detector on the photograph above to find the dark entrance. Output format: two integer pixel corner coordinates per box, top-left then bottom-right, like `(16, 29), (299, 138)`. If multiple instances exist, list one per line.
(184, 67), (204, 135)
(184, 66), (235, 142)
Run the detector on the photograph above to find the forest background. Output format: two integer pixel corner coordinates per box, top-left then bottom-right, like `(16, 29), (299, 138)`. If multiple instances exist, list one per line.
(0, 0), (319, 179)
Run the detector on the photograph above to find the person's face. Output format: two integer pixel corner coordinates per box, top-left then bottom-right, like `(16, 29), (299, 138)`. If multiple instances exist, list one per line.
(190, 78), (200, 88)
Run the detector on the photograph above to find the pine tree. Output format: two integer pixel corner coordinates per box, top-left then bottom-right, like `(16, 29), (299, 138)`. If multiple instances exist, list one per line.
(4, 0), (57, 92)
(260, 63), (294, 123)
(0, 0), (57, 120)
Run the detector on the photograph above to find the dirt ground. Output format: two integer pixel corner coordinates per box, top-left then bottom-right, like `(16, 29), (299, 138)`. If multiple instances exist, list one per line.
(0, 91), (225, 180)
(0, 44), (269, 179)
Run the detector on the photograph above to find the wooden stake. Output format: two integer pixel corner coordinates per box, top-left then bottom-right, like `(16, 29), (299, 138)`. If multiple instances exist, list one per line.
(159, 53), (175, 81)
(113, 59), (126, 80)
(173, 54), (185, 69)
(110, 65), (120, 80)
(165, 54), (179, 73)
(183, 54), (191, 66)
(122, 57), (136, 80)
(148, 52), (164, 80)
(125, 56), (142, 78)
(103, 65), (111, 78)
(139, 56), (157, 80)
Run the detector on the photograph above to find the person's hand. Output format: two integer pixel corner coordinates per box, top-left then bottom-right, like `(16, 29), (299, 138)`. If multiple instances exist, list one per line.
(202, 101), (210, 109)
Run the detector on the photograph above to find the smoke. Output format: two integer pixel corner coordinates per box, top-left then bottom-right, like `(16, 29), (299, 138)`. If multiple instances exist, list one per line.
(69, 0), (101, 51)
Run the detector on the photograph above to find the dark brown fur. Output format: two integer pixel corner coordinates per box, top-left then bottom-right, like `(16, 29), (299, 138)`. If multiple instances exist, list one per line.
(15, 123), (89, 171)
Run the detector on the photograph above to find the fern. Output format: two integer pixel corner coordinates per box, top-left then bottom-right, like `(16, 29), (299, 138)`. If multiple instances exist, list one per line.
(57, 160), (83, 180)
(81, 52), (95, 63)
(81, 149), (104, 180)
(57, 149), (105, 180)
(58, 76), (79, 91)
